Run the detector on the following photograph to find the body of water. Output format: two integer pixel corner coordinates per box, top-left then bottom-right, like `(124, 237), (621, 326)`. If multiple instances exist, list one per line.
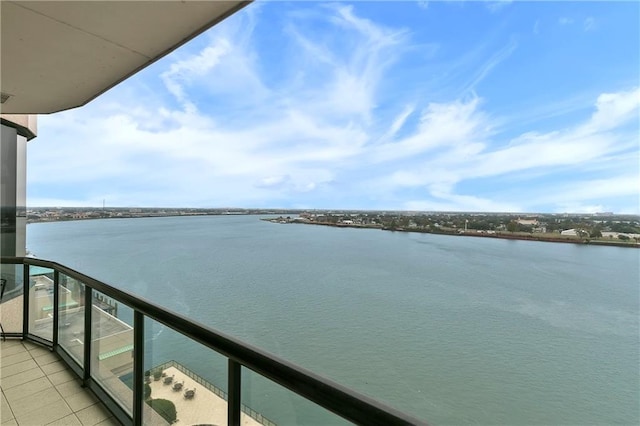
(27, 215), (639, 425)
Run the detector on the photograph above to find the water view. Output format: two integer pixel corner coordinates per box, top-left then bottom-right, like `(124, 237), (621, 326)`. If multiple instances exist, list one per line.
(27, 215), (639, 425)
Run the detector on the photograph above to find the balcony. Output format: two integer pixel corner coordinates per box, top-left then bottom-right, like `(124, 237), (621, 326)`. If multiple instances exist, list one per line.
(0, 256), (426, 425)
(1, 339), (117, 425)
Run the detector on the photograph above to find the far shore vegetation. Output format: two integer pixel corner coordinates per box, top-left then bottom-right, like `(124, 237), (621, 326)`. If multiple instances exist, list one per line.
(264, 211), (640, 248)
(21, 206), (639, 248)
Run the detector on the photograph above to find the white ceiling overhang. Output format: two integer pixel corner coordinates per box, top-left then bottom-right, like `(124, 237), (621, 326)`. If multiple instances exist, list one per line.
(0, 1), (249, 114)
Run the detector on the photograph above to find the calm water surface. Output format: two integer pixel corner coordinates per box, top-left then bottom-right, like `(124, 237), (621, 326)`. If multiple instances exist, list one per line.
(27, 216), (639, 425)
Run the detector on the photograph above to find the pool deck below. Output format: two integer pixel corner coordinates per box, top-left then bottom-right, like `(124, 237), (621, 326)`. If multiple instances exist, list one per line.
(148, 365), (263, 426)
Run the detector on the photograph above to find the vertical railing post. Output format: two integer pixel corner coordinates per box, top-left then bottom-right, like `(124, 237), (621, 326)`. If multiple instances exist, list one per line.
(133, 311), (144, 426)
(22, 263), (28, 338)
(228, 359), (241, 426)
(83, 287), (92, 385)
(52, 270), (59, 347)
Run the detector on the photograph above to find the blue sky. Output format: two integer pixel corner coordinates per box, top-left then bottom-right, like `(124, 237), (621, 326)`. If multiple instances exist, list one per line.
(28, 1), (639, 213)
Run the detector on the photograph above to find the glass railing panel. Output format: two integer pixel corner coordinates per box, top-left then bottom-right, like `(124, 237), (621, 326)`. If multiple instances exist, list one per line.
(242, 367), (350, 425)
(0, 263), (24, 334)
(28, 265), (54, 341)
(57, 273), (86, 365)
(91, 289), (134, 415)
(142, 317), (229, 426)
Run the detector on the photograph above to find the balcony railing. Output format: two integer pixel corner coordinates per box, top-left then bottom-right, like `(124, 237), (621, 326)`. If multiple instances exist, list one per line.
(0, 256), (426, 426)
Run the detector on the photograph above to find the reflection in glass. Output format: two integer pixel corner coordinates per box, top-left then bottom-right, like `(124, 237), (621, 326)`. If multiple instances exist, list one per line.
(57, 274), (86, 365)
(28, 265), (54, 341)
(242, 367), (348, 426)
(143, 317), (231, 425)
(91, 290), (134, 415)
(0, 264), (23, 334)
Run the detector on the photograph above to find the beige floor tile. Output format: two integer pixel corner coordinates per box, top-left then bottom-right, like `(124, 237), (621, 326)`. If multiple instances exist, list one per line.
(41, 360), (68, 375)
(1, 418), (18, 426)
(1, 393), (15, 423)
(95, 416), (121, 426)
(65, 389), (98, 412)
(0, 350), (32, 368)
(0, 341), (126, 426)
(14, 397), (73, 426)
(10, 386), (67, 418)
(26, 344), (52, 357)
(0, 343), (28, 358)
(0, 364), (45, 390)
(0, 340), (23, 350)
(3, 376), (52, 405)
(1, 341), (116, 426)
(55, 379), (85, 399)
(48, 368), (77, 386)
(75, 403), (112, 426)
(34, 351), (60, 367)
(46, 413), (83, 425)
(0, 358), (38, 379)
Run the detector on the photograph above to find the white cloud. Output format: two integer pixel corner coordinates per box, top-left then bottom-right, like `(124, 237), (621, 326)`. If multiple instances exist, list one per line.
(459, 37), (518, 94)
(378, 104), (416, 143)
(486, 1), (513, 14)
(540, 175), (640, 207)
(579, 87), (640, 133)
(583, 17), (596, 32)
(161, 40), (231, 112)
(558, 17), (574, 25)
(533, 20), (540, 35)
(27, 3), (640, 214)
(365, 86), (638, 213)
(286, 4), (408, 121)
(405, 195), (520, 213)
(371, 96), (490, 163)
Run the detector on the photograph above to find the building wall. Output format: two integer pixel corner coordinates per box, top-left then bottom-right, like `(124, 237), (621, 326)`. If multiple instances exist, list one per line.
(1, 116), (34, 293)
(0, 115), (37, 140)
(1, 123), (19, 257)
(1, 115), (33, 257)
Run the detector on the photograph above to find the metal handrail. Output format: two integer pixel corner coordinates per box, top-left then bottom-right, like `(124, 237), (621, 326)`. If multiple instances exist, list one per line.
(0, 256), (427, 426)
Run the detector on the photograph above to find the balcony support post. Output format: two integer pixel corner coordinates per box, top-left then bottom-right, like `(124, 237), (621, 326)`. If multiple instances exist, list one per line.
(83, 287), (92, 385)
(52, 270), (59, 347)
(228, 359), (241, 426)
(133, 311), (144, 426)
(22, 263), (28, 338)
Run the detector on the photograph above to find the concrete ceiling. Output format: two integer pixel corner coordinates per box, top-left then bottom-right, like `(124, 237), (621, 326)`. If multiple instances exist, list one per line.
(0, 1), (249, 114)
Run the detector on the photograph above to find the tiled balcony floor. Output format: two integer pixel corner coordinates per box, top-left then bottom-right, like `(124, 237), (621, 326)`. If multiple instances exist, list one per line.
(1, 339), (120, 425)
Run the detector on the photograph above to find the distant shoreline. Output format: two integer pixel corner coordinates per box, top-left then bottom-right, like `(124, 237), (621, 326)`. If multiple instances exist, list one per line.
(25, 212), (640, 248)
(26, 211), (283, 224)
(263, 218), (640, 248)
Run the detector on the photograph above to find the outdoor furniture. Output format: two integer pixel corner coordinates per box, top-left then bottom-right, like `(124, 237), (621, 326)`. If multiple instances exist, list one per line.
(184, 388), (195, 399)
(163, 374), (174, 384)
(172, 381), (184, 391)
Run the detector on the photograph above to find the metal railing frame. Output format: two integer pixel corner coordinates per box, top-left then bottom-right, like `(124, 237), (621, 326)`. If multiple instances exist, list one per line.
(0, 256), (427, 426)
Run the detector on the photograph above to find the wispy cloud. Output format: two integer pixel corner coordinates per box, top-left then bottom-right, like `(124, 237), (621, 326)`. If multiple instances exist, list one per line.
(416, 1), (429, 11)
(27, 2), (640, 213)
(486, 1), (513, 14)
(583, 17), (596, 32)
(459, 37), (518, 94)
(364, 87), (639, 212)
(558, 17), (574, 25)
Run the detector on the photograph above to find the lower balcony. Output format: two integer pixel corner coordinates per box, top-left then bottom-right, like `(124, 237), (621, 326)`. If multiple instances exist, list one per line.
(0, 257), (426, 425)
